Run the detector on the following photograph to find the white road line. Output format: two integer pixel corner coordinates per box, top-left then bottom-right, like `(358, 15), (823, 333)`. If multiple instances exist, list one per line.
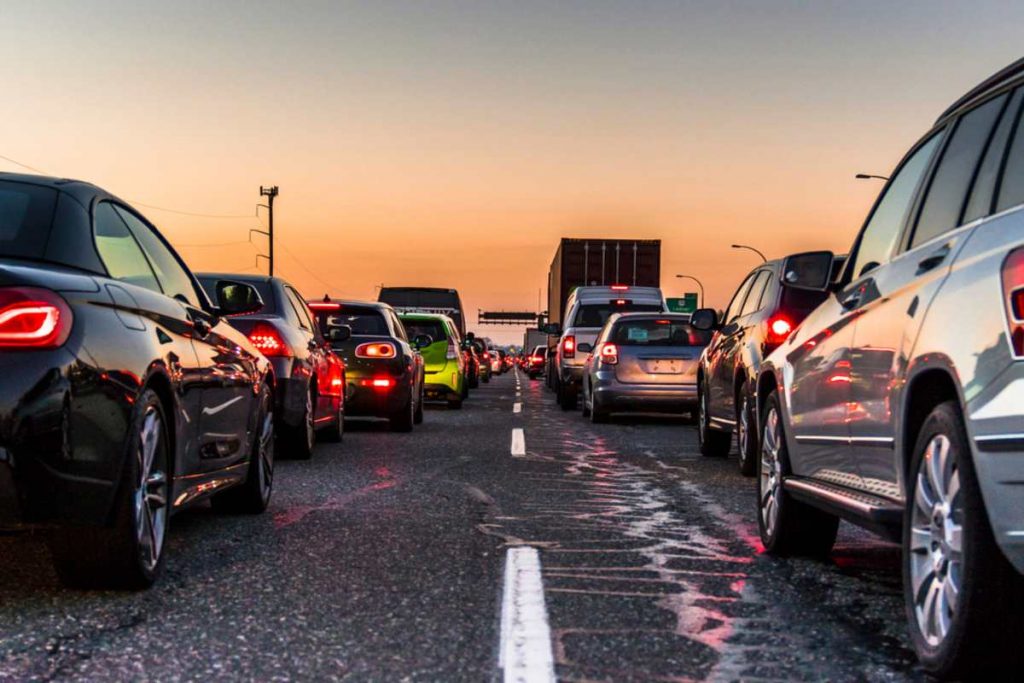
(511, 428), (526, 456)
(499, 547), (556, 683)
(513, 402), (522, 414)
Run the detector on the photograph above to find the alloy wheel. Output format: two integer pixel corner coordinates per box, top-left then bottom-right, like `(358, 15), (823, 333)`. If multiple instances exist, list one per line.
(135, 406), (168, 574)
(257, 407), (275, 503)
(759, 406), (782, 537)
(304, 388), (315, 449)
(738, 394), (750, 456)
(909, 434), (963, 648)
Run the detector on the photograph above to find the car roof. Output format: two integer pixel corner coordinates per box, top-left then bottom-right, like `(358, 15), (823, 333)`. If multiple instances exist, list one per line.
(315, 299), (393, 311)
(398, 312), (455, 323)
(937, 57), (1024, 124)
(0, 171), (129, 209)
(197, 272), (274, 285)
(571, 285), (663, 302)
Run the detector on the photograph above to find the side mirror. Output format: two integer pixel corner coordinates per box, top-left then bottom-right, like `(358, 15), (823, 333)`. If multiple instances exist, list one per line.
(577, 342), (593, 354)
(543, 323), (561, 335)
(782, 251), (834, 291)
(328, 325), (352, 343)
(690, 308), (719, 331)
(465, 331), (476, 341)
(215, 280), (264, 316)
(413, 334), (433, 350)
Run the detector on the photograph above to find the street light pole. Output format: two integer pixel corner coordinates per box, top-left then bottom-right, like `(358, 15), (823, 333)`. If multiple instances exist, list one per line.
(855, 173), (890, 181)
(674, 274), (705, 308)
(731, 244), (767, 263)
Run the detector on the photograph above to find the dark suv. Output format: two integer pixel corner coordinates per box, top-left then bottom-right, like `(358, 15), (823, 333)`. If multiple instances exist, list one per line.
(693, 255), (840, 474)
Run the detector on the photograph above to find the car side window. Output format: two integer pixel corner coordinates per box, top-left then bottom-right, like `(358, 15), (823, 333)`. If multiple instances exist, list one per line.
(93, 202), (161, 293)
(911, 93), (1008, 249)
(113, 206), (201, 307)
(723, 273), (756, 324)
(739, 271), (771, 318)
(390, 312), (408, 341)
(965, 88), (1023, 222)
(996, 90), (1024, 213)
(849, 132), (943, 279)
(284, 287), (312, 331)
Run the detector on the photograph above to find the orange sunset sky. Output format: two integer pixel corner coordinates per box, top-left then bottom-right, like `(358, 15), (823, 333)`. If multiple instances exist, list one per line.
(3, 1), (1023, 345)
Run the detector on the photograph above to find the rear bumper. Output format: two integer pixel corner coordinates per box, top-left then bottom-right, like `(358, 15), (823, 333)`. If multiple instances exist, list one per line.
(592, 377), (698, 411)
(971, 438), (1024, 574)
(269, 357), (307, 428)
(560, 364), (584, 385)
(424, 361), (462, 399)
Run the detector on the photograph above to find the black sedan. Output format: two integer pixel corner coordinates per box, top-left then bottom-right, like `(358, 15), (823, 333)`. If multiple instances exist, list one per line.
(0, 173), (274, 589)
(198, 274), (345, 459)
(307, 299), (425, 431)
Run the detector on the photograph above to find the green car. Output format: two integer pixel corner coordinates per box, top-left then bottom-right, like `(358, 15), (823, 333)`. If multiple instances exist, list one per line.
(399, 313), (466, 409)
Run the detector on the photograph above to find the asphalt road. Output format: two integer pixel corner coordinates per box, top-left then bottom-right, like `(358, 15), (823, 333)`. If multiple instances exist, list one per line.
(0, 369), (926, 681)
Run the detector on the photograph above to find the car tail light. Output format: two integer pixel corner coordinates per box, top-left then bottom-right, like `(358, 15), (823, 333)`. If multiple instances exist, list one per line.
(308, 302), (340, 311)
(599, 342), (619, 365)
(610, 284), (628, 291)
(562, 335), (576, 359)
(359, 377), (394, 389)
(0, 287), (73, 349)
(1003, 248), (1024, 358)
(248, 322), (292, 357)
(764, 314), (794, 351)
(355, 342), (397, 359)
(446, 339), (458, 360)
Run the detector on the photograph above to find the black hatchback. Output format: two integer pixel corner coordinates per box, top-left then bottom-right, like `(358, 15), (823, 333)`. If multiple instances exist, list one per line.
(692, 254), (842, 474)
(0, 173), (273, 589)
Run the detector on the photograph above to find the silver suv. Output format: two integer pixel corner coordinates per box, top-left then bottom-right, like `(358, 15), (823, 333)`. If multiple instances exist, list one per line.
(754, 59), (1024, 678)
(548, 285), (665, 410)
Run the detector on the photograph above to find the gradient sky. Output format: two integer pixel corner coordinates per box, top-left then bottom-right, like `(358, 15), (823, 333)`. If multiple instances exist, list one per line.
(3, 1), (1023, 344)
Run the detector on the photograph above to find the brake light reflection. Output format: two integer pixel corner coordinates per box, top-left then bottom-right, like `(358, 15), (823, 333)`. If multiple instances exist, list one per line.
(0, 288), (73, 349)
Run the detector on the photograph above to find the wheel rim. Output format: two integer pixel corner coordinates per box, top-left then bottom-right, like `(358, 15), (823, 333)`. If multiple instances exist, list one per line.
(304, 388), (315, 448)
(738, 394), (749, 457)
(699, 390), (708, 445)
(759, 406), (782, 537)
(135, 406), (168, 573)
(909, 434), (962, 648)
(257, 404), (274, 502)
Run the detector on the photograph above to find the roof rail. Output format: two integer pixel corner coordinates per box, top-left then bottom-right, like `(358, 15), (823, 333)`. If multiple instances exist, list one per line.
(937, 57), (1024, 123)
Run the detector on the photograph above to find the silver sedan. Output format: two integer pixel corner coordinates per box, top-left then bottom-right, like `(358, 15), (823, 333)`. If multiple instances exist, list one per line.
(580, 313), (711, 422)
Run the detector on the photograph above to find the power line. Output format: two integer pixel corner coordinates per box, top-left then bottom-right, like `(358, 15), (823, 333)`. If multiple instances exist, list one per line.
(0, 154), (48, 175)
(279, 244), (342, 294)
(175, 240), (255, 248)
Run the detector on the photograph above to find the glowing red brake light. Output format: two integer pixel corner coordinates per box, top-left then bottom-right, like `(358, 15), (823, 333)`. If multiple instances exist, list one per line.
(308, 302), (341, 311)
(610, 284), (628, 291)
(1003, 248), (1024, 358)
(0, 288), (72, 349)
(248, 322), (291, 357)
(358, 377), (395, 389)
(355, 342), (397, 359)
(599, 342), (619, 365)
(765, 315), (794, 349)
(562, 335), (576, 359)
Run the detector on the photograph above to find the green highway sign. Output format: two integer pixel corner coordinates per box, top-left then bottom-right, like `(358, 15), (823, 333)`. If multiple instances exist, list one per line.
(666, 293), (698, 314)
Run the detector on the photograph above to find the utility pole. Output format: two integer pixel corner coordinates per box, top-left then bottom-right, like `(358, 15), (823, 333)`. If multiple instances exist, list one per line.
(260, 186), (279, 275)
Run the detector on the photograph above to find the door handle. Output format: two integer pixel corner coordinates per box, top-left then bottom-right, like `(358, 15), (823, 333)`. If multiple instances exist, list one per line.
(187, 310), (212, 338)
(840, 288), (862, 311)
(916, 244), (951, 275)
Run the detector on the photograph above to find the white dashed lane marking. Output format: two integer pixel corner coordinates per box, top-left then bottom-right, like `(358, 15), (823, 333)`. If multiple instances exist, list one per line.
(511, 428), (526, 456)
(513, 402), (522, 414)
(499, 547), (556, 683)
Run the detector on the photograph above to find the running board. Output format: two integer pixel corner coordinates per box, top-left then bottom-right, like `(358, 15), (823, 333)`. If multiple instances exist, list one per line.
(783, 477), (903, 539)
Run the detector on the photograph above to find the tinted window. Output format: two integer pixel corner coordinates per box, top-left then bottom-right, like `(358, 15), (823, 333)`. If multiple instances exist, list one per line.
(389, 312), (408, 340)
(965, 88), (1023, 222)
(284, 287), (312, 331)
(723, 274), (756, 324)
(0, 182), (58, 259)
(326, 309), (389, 336)
(572, 302), (662, 328)
(610, 318), (711, 347)
(402, 318), (448, 344)
(114, 206), (200, 307)
(850, 132), (942, 279)
(93, 202), (161, 292)
(740, 271), (771, 317)
(912, 94), (1007, 249)
(198, 276), (275, 314)
(996, 91), (1024, 213)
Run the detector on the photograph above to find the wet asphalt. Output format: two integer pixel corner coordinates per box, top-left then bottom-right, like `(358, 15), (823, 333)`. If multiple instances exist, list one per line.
(0, 369), (926, 682)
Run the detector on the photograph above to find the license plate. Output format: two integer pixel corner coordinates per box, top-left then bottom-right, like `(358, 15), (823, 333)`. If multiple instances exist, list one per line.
(645, 359), (682, 374)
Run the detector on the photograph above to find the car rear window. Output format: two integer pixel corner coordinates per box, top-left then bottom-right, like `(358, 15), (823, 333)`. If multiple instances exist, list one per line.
(573, 302), (662, 328)
(327, 308), (389, 336)
(0, 181), (58, 259)
(609, 319), (711, 347)
(198, 276), (276, 314)
(402, 318), (448, 344)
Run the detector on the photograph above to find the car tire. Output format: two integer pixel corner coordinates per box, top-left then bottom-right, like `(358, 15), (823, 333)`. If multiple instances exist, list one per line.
(590, 396), (608, 424)
(581, 382), (591, 418)
(283, 384), (315, 460)
(413, 384), (424, 424)
(48, 388), (171, 590)
(319, 397), (345, 443)
(212, 383), (275, 514)
(561, 384), (578, 411)
(698, 383), (731, 458)
(902, 401), (1024, 679)
(736, 390), (757, 476)
(391, 393), (415, 432)
(447, 395), (464, 410)
(757, 390), (838, 557)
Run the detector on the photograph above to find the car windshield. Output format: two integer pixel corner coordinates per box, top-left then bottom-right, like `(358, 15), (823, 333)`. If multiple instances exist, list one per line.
(198, 276), (276, 314)
(573, 302), (662, 328)
(0, 181), (58, 259)
(609, 319), (711, 346)
(326, 308), (389, 335)
(402, 318), (447, 344)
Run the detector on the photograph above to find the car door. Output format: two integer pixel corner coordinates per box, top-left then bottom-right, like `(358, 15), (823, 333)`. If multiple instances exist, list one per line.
(845, 90), (1012, 500)
(114, 205), (259, 470)
(706, 271), (757, 421)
